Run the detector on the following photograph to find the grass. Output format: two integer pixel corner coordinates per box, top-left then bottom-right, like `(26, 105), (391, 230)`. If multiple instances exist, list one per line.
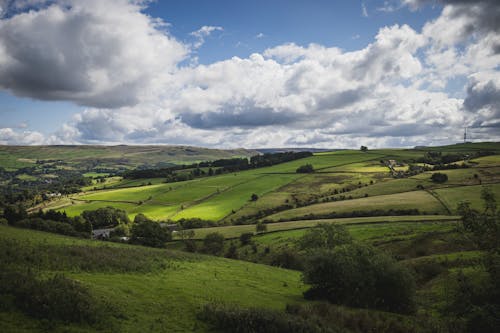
(183, 215), (458, 239)
(173, 174), (299, 221)
(266, 191), (447, 221)
(0, 225), (307, 332)
(433, 183), (500, 213)
(252, 221), (458, 248)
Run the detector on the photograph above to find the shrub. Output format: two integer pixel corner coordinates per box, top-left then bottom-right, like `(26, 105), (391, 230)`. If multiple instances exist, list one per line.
(203, 232), (225, 255)
(271, 249), (304, 270)
(198, 302), (337, 333)
(130, 218), (171, 248)
(0, 270), (114, 325)
(431, 172), (448, 183)
(256, 221), (267, 233)
(298, 223), (352, 251)
(303, 243), (416, 314)
(240, 232), (254, 246)
(296, 164), (314, 173)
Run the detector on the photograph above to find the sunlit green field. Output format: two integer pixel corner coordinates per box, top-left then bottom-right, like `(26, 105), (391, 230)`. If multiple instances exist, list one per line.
(47, 143), (500, 223)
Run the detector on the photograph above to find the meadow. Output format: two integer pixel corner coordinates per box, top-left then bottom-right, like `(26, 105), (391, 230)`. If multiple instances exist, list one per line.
(41, 142), (499, 225)
(0, 225), (306, 332)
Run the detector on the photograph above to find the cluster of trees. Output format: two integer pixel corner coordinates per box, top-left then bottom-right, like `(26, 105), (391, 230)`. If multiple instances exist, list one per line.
(416, 150), (494, 165)
(129, 214), (171, 248)
(0, 167), (91, 205)
(299, 224), (416, 314)
(445, 188), (500, 332)
(3, 206), (91, 237)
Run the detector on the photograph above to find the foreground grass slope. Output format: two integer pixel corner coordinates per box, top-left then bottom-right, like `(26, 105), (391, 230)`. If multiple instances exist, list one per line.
(0, 225), (306, 332)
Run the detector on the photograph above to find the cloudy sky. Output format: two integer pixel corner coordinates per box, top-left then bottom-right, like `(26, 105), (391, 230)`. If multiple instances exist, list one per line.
(0, 0), (498, 148)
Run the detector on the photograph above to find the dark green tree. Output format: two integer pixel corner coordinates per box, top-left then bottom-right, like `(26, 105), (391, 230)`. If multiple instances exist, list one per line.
(303, 243), (415, 314)
(298, 223), (352, 251)
(130, 217), (171, 248)
(203, 232), (225, 255)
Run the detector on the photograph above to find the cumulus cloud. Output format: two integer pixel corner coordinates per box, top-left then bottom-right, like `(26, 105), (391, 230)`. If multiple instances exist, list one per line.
(0, 127), (46, 145)
(0, 0), (187, 108)
(0, 0), (499, 148)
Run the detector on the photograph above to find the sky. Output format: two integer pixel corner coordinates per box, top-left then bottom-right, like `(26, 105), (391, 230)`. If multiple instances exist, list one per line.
(0, 0), (499, 148)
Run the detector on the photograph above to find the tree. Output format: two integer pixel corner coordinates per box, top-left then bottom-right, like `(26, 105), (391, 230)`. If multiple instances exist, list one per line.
(446, 188), (500, 332)
(256, 221), (267, 233)
(298, 223), (352, 251)
(130, 218), (171, 248)
(178, 229), (195, 240)
(360, 146), (368, 152)
(303, 243), (415, 314)
(3, 205), (28, 225)
(250, 193), (259, 201)
(203, 232), (225, 255)
(296, 164), (314, 173)
(239, 232), (253, 245)
(431, 172), (448, 183)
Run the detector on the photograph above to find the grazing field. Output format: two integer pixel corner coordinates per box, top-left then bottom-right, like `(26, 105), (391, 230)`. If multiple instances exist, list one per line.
(0, 225), (306, 332)
(43, 142), (500, 223)
(433, 183), (500, 213)
(266, 190), (447, 221)
(182, 215), (459, 239)
(252, 220), (458, 247)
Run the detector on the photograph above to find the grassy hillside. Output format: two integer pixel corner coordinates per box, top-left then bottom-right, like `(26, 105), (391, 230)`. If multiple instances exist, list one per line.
(0, 145), (256, 170)
(33, 142), (499, 223)
(0, 225), (306, 332)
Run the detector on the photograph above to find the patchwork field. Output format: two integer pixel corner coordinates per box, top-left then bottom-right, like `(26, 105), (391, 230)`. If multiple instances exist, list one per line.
(37, 142), (499, 225)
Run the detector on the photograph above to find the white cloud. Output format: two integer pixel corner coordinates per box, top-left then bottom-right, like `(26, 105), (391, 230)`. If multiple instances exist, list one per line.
(0, 127), (46, 145)
(0, 0), (187, 108)
(0, 0), (499, 148)
(361, 2), (368, 17)
(190, 25), (223, 49)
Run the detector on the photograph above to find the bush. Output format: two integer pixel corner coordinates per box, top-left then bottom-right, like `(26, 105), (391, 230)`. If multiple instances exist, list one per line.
(256, 221), (267, 233)
(203, 232), (225, 255)
(303, 243), (416, 314)
(198, 302), (339, 333)
(271, 249), (304, 270)
(298, 223), (352, 251)
(240, 232), (254, 246)
(431, 172), (448, 183)
(130, 217), (171, 248)
(296, 164), (314, 173)
(0, 270), (114, 325)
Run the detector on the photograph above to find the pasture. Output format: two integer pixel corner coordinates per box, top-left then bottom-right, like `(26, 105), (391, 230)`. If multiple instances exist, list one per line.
(0, 225), (306, 332)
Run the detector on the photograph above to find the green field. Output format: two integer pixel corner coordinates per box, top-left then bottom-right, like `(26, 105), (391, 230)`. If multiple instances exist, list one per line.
(41, 143), (500, 224)
(0, 225), (306, 332)
(183, 215), (459, 239)
(433, 183), (500, 213)
(266, 190), (447, 221)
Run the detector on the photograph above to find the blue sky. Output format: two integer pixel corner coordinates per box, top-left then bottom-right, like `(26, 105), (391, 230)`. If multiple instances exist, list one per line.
(0, 0), (498, 147)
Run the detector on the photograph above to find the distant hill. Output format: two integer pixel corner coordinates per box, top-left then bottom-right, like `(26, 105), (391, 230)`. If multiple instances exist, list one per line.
(0, 145), (257, 170)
